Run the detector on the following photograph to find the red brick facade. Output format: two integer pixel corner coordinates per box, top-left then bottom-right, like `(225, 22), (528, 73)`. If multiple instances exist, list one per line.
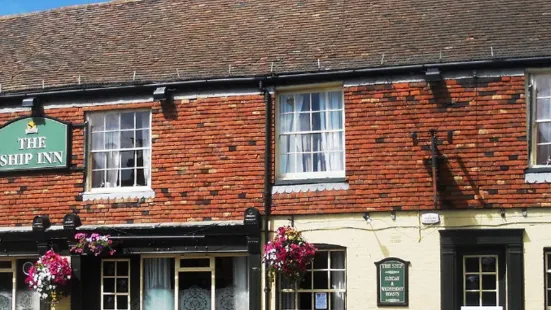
(0, 75), (545, 227)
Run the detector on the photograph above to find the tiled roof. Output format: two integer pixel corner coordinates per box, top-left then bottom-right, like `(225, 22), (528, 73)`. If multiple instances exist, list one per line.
(1, 0), (551, 93)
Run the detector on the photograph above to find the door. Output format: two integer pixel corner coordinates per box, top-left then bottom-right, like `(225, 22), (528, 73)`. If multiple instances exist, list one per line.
(458, 249), (506, 310)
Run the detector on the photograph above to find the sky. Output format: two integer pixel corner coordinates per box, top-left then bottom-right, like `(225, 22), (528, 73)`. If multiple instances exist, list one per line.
(0, 0), (109, 16)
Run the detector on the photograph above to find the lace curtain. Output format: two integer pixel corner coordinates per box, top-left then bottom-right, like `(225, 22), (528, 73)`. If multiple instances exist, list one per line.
(279, 92), (344, 175)
(143, 258), (174, 310)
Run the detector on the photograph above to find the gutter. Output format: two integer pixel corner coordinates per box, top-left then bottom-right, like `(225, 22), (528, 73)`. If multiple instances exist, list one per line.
(2, 55), (551, 100)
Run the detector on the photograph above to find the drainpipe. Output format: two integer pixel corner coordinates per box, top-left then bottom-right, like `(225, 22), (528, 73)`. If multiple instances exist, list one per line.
(261, 81), (273, 310)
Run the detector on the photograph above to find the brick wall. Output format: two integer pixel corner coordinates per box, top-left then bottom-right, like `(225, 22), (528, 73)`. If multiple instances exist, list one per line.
(0, 75), (548, 226)
(0, 95), (265, 226)
(273, 76), (542, 214)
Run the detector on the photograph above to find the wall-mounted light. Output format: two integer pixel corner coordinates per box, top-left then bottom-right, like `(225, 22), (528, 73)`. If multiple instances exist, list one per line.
(390, 210), (396, 221)
(500, 208), (506, 219)
(411, 132), (418, 146)
(63, 213), (81, 231)
(32, 215), (51, 232)
(521, 207), (527, 218)
(22, 97), (43, 116)
(363, 212), (372, 223)
(153, 87), (173, 103)
(425, 68), (442, 82)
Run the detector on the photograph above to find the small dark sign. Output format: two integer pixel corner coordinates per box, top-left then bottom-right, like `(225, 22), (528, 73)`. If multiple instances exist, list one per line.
(375, 257), (409, 306)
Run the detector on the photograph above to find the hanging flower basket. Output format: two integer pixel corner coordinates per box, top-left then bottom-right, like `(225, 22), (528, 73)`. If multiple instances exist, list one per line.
(70, 233), (116, 256)
(263, 226), (317, 286)
(25, 250), (72, 305)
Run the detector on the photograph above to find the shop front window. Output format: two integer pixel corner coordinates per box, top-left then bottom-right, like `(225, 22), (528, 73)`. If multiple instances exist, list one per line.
(279, 249), (346, 310)
(142, 256), (248, 310)
(0, 259), (40, 310)
(101, 259), (131, 310)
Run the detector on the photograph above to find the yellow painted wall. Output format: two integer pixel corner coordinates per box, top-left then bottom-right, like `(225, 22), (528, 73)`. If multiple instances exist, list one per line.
(264, 208), (551, 310)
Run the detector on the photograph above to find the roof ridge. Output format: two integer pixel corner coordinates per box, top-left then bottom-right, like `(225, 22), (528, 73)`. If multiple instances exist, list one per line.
(0, 0), (144, 21)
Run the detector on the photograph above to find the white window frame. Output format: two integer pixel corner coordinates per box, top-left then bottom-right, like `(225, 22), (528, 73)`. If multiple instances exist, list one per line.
(529, 72), (551, 168)
(278, 249), (346, 310)
(275, 86), (346, 182)
(546, 252), (551, 309)
(101, 258), (131, 310)
(86, 110), (152, 194)
(462, 255), (499, 307)
(139, 253), (248, 310)
(0, 258), (40, 310)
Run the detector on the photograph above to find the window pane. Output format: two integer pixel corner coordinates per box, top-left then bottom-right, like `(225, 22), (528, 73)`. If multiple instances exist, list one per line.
(482, 292), (497, 306)
(180, 259), (210, 268)
(178, 272), (211, 310)
(92, 153), (106, 170)
(280, 154), (290, 174)
(313, 153), (327, 172)
(301, 134), (312, 152)
(92, 170), (105, 188)
(465, 257), (479, 272)
(136, 111), (150, 129)
(121, 113), (134, 130)
(482, 275), (496, 290)
(329, 91), (343, 109)
(120, 131), (134, 149)
(143, 258), (175, 310)
(117, 278), (129, 293)
(325, 132), (344, 151)
(104, 262), (115, 276)
(536, 75), (551, 97)
(280, 276), (295, 290)
(538, 122), (551, 144)
(116, 295), (128, 309)
(314, 271), (329, 289)
(92, 132), (104, 151)
(298, 292), (312, 310)
(117, 262), (129, 276)
(104, 278), (115, 293)
(298, 113), (311, 131)
(312, 134), (323, 152)
(0, 262), (11, 269)
(311, 93), (321, 111)
(327, 152), (344, 172)
(548, 290), (551, 306)
(465, 274), (480, 290)
(331, 271), (346, 290)
(120, 151), (135, 169)
(16, 259), (40, 310)
(328, 111), (343, 130)
(300, 271), (312, 289)
(537, 144), (551, 165)
(103, 295), (115, 309)
(105, 132), (120, 150)
(481, 257), (496, 272)
(312, 112), (325, 131)
(331, 292), (346, 310)
(136, 169), (146, 186)
(537, 99), (551, 120)
(136, 130), (150, 148)
(298, 94), (311, 111)
(136, 151), (145, 167)
(120, 170), (134, 187)
(280, 293), (295, 310)
(0, 272), (13, 301)
(280, 114), (293, 133)
(314, 251), (328, 269)
(90, 114), (105, 132)
(465, 292), (479, 306)
(281, 95), (294, 114)
(331, 252), (345, 269)
(301, 154), (313, 173)
(105, 114), (120, 131)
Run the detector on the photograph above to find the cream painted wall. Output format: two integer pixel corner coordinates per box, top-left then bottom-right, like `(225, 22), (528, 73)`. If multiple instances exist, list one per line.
(264, 208), (551, 310)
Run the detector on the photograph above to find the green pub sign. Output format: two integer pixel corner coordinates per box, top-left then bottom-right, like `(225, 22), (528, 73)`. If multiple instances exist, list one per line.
(0, 117), (70, 172)
(375, 257), (409, 307)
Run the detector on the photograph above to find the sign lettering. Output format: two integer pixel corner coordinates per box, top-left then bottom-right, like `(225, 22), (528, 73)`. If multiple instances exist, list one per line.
(376, 257), (409, 306)
(0, 117), (70, 172)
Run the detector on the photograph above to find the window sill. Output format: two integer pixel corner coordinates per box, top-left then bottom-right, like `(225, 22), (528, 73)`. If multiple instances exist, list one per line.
(82, 189), (155, 201)
(272, 179), (349, 194)
(524, 167), (551, 183)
